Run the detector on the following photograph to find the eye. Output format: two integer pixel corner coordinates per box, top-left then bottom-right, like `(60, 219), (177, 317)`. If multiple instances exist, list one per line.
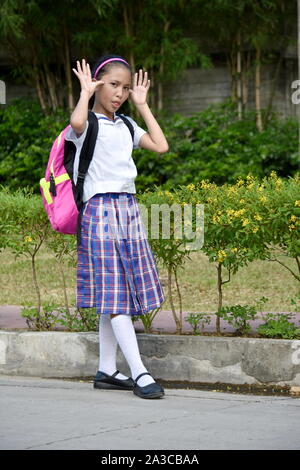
(124, 86), (130, 91)
(111, 82), (117, 87)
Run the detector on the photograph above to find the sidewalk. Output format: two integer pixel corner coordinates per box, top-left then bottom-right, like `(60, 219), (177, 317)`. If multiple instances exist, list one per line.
(1, 375), (300, 450)
(1, 304), (300, 334)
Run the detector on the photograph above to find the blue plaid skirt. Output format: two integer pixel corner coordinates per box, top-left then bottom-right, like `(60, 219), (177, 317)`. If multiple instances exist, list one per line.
(76, 192), (165, 316)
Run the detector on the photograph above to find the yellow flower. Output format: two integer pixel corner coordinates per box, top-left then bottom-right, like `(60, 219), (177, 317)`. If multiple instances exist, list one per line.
(239, 199), (245, 204)
(295, 201), (300, 207)
(212, 215), (220, 224)
(259, 196), (268, 204)
(236, 179), (244, 187)
(247, 183), (254, 189)
(231, 247), (238, 253)
(289, 224), (296, 231)
(217, 250), (227, 263)
(257, 185), (264, 192)
(187, 184), (195, 191)
(24, 236), (33, 243)
(200, 180), (212, 190)
(254, 214), (262, 221)
(242, 218), (250, 226)
(233, 209), (246, 217)
(226, 209), (235, 217)
(270, 170), (278, 179)
(165, 190), (174, 200)
(227, 186), (237, 195)
(252, 227), (259, 233)
(290, 215), (297, 222)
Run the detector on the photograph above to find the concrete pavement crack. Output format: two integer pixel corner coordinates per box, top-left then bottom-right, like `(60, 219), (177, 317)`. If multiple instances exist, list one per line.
(23, 415), (183, 450)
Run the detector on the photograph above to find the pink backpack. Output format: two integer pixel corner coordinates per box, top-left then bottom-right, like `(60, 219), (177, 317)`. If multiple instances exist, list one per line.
(40, 111), (99, 236)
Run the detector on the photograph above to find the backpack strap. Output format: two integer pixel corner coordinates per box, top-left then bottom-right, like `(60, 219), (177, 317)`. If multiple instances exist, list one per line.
(74, 110), (99, 209)
(116, 113), (134, 141)
(75, 111), (134, 245)
(75, 110), (98, 245)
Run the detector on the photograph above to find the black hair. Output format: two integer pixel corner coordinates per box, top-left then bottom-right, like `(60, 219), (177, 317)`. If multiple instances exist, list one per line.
(89, 54), (132, 109)
(91, 54), (132, 80)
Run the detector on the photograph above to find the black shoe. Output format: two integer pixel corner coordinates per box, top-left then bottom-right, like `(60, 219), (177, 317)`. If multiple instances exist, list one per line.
(93, 370), (134, 390)
(133, 372), (164, 399)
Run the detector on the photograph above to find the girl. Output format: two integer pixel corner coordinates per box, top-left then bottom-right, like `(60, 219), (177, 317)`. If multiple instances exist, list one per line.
(68, 55), (168, 399)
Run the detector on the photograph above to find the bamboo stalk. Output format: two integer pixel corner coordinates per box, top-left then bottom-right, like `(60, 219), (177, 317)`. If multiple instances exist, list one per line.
(255, 47), (263, 132)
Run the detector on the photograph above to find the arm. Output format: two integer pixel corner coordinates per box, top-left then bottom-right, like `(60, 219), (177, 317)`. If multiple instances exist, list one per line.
(130, 70), (169, 154)
(71, 59), (103, 135)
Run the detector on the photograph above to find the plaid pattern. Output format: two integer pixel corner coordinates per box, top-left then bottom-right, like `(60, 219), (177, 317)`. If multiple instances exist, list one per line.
(77, 192), (165, 315)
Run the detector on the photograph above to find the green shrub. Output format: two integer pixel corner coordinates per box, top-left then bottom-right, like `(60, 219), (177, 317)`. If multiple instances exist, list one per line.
(135, 100), (299, 191)
(257, 313), (300, 339)
(0, 98), (298, 193)
(0, 98), (69, 191)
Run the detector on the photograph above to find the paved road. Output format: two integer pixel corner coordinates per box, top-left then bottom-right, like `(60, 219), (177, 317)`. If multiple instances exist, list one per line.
(0, 375), (299, 450)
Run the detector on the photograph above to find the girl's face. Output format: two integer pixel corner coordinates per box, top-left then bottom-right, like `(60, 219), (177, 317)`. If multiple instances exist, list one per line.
(93, 66), (131, 119)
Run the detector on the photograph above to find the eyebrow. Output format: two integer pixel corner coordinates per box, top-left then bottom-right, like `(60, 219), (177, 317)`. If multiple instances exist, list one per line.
(110, 79), (131, 87)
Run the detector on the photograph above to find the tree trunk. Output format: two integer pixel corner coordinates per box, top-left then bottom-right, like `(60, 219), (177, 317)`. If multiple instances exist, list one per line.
(167, 265), (181, 334)
(44, 62), (58, 111)
(255, 47), (263, 132)
(242, 50), (251, 108)
(216, 263), (222, 335)
(31, 253), (41, 315)
(158, 20), (170, 112)
(236, 30), (242, 120)
(123, 2), (135, 70)
(63, 23), (74, 111)
(35, 73), (47, 112)
(264, 51), (283, 125)
(226, 53), (236, 102)
(297, 0), (300, 156)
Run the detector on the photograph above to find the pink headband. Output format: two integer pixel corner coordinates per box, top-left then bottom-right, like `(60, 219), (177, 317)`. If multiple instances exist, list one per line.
(93, 58), (129, 79)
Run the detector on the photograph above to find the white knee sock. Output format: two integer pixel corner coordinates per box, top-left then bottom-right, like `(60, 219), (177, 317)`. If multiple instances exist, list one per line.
(110, 314), (155, 387)
(98, 314), (128, 380)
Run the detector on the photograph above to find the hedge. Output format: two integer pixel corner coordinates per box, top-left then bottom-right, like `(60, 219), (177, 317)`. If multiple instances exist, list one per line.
(0, 172), (299, 335)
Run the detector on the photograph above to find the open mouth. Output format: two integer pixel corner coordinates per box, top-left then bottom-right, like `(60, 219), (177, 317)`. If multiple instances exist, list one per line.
(112, 102), (121, 108)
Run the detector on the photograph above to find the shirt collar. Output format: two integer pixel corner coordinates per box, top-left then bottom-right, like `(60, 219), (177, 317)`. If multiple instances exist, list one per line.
(94, 112), (121, 123)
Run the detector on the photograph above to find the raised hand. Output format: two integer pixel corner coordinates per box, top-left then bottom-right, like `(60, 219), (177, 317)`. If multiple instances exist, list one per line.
(72, 59), (104, 98)
(129, 69), (151, 107)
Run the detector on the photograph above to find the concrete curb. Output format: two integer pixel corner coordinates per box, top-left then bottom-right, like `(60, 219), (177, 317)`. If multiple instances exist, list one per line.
(0, 330), (300, 387)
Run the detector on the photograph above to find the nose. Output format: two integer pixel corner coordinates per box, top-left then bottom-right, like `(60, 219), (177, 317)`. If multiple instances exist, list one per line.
(115, 86), (123, 99)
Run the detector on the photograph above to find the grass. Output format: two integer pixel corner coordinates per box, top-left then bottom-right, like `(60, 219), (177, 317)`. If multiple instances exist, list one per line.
(0, 246), (299, 313)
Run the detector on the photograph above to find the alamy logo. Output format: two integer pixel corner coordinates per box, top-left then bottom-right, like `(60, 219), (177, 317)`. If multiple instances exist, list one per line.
(141, 203), (204, 250)
(97, 202), (205, 251)
(0, 80), (6, 104)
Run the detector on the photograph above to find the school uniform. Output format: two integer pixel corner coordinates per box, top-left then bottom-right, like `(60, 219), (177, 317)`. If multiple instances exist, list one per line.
(65, 112), (165, 316)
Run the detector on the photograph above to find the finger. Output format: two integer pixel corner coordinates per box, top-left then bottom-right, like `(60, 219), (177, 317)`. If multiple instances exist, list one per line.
(95, 80), (104, 90)
(133, 72), (138, 88)
(82, 58), (87, 75)
(146, 79), (151, 91)
(86, 62), (92, 78)
(76, 60), (83, 74)
(142, 71), (148, 88)
(138, 69), (143, 87)
(72, 68), (80, 78)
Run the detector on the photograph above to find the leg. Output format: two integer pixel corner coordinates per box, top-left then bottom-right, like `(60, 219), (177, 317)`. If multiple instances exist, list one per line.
(98, 314), (128, 380)
(110, 313), (155, 387)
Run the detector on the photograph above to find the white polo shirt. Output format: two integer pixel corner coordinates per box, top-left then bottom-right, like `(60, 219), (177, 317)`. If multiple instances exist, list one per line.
(65, 112), (146, 202)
